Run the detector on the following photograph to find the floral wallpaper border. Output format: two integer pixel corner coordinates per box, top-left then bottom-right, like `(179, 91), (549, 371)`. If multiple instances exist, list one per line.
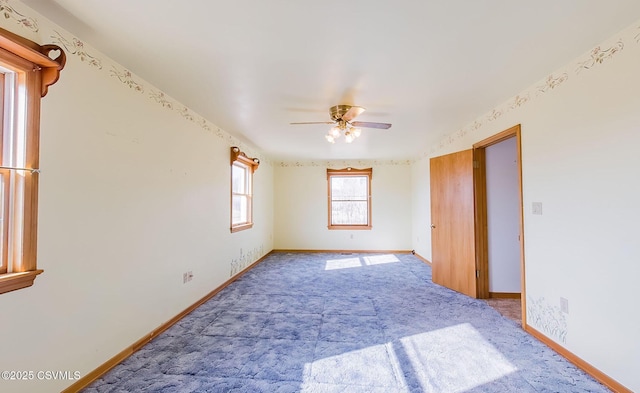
(416, 27), (635, 161)
(527, 296), (568, 343)
(230, 245), (265, 277)
(0, 0), (37, 32)
(1, 0), (266, 165)
(4, 0), (638, 168)
(277, 159), (412, 168)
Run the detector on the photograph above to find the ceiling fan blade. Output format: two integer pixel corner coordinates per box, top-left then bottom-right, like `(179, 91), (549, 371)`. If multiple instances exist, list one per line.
(351, 121), (392, 129)
(290, 121), (335, 125)
(341, 106), (365, 122)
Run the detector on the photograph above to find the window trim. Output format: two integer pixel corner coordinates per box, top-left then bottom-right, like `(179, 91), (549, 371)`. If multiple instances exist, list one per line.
(230, 146), (259, 233)
(327, 167), (372, 230)
(0, 27), (65, 295)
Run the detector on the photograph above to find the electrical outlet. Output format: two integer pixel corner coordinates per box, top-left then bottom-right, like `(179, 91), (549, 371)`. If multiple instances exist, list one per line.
(532, 202), (543, 215)
(183, 271), (194, 283)
(560, 297), (569, 314)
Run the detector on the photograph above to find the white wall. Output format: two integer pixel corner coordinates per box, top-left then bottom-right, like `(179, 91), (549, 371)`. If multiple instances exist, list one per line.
(485, 137), (520, 293)
(411, 21), (640, 391)
(0, 3), (273, 392)
(274, 163), (412, 251)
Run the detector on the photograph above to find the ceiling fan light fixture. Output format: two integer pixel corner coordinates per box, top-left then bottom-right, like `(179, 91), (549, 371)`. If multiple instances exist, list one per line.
(325, 133), (336, 143)
(344, 130), (355, 143)
(291, 104), (391, 144)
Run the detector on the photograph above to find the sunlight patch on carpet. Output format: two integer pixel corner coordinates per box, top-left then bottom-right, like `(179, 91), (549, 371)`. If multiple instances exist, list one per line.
(363, 254), (400, 265)
(395, 323), (517, 392)
(306, 342), (400, 387)
(325, 254), (399, 270)
(325, 257), (363, 270)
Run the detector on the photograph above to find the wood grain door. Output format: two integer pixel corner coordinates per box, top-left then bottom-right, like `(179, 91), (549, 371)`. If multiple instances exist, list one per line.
(430, 149), (477, 298)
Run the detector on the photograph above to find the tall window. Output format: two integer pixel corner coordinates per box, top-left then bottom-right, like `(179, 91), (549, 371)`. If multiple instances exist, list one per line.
(0, 27), (65, 294)
(230, 147), (259, 232)
(327, 167), (372, 230)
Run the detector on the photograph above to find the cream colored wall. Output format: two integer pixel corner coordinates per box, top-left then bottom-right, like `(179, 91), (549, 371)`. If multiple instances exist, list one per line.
(273, 163), (412, 251)
(0, 3), (273, 392)
(411, 21), (640, 391)
(3, 0), (638, 391)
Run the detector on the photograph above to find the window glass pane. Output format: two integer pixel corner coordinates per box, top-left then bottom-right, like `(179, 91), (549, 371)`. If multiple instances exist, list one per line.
(232, 164), (246, 193)
(232, 195), (248, 225)
(331, 201), (368, 225)
(331, 176), (367, 200)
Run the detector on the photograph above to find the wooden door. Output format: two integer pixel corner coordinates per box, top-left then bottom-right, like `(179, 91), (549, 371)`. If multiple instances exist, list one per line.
(430, 149), (477, 298)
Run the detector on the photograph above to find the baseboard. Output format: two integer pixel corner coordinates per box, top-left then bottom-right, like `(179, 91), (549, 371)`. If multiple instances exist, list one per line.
(413, 252), (432, 266)
(488, 292), (521, 299)
(61, 251), (274, 393)
(272, 249), (413, 254)
(525, 325), (632, 393)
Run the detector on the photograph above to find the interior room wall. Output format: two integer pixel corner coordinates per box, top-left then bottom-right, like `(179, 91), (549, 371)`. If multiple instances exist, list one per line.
(485, 137), (520, 293)
(273, 162), (412, 251)
(0, 3), (273, 392)
(411, 20), (640, 391)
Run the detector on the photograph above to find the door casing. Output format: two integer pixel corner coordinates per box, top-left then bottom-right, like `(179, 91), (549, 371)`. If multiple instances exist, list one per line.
(473, 124), (526, 327)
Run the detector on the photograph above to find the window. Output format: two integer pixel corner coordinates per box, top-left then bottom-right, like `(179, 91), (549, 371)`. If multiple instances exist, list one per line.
(327, 167), (372, 230)
(0, 28), (65, 295)
(230, 147), (259, 232)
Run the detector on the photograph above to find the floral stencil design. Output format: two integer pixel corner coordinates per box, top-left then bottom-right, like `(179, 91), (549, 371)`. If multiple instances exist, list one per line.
(199, 118), (211, 131)
(177, 107), (194, 122)
(510, 94), (530, 109)
(230, 245), (264, 276)
(51, 31), (102, 69)
(487, 108), (503, 122)
(277, 159), (411, 167)
(537, 73), (569, 94)
(110, 66), (144, 92)
(0, 0), (38, 32)
(149, 90), (173, 109)
(576, 41), (624, 73)
(527, 296), (567, 343)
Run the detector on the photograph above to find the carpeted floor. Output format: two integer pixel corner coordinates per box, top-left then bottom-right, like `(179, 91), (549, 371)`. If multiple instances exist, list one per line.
(85, 252), (609, 392)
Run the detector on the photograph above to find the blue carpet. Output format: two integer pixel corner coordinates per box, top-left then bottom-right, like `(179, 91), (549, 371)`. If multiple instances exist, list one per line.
(85, 252), (609, 392)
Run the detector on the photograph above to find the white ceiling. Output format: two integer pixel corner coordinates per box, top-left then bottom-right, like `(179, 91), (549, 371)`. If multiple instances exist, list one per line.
(22, 0), (640, 161)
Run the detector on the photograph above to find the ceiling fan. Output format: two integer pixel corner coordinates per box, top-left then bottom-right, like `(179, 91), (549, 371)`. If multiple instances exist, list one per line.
(290, 105), (391, 143)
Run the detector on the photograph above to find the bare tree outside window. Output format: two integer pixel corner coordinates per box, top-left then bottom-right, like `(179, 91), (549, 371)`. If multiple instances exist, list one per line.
(327, 168), (372, 230)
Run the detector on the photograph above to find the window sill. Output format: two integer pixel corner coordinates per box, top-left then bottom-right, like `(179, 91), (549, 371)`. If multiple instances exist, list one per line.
(0, 270), (43, 295)
(328, 225), (372, 230)
(231, 223), (253, 233)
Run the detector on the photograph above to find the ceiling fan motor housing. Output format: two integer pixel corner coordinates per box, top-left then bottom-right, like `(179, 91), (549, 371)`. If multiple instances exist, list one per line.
(329, 105), (354, 121)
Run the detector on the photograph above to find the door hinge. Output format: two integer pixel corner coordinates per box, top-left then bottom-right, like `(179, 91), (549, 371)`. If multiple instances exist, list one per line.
(473, 160), (479, 169)
(476, 270), (480, 278)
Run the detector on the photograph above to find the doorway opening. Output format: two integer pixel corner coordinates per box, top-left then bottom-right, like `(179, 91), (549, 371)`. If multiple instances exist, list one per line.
(473, 125), (525, 326)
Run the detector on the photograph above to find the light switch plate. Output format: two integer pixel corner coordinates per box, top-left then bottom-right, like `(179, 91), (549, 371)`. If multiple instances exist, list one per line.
(560, 297), (569, 314)
(532, 202), (543, 215)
